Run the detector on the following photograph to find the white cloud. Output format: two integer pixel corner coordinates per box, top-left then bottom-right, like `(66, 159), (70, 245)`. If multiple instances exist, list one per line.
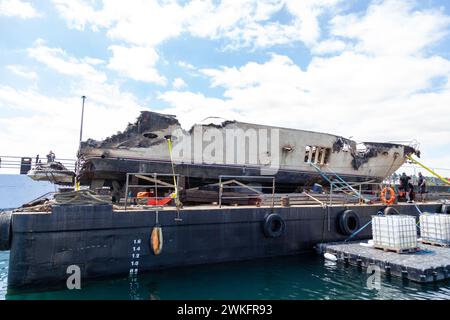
(50, 0), (103, 30)
(178, 61), (195, 70)
(312, 39), (348, 55)
(330, 0), (450, 56)
(1, 43), (146, 160)
(201, 54), (303, 90)
(159, 90), (238, 130)
(220, 20), (302, 50)
(48, 0), (450, 167)
(172, 78), (187, 90)
(0, 0), (41, 18)
(284, 0), (343, 46)
(51, 0), (184, 46)
(305, 53), (450, 104)
(6, 65), (38, 81)
(51, 0), (342, 50)
(107, 45), (166, 85)
(3, 0), (450, 172)
(0, 83), (142, 159)
(159, 52), (450, 169)
(28, 39), (106, 83)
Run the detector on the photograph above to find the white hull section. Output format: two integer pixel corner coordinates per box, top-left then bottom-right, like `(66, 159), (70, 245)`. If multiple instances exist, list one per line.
(27, 170), (74, 184)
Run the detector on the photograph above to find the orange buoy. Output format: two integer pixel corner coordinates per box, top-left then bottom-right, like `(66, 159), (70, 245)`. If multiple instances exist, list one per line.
(151, 226), (163, 255)
(380, 187), (396, 205)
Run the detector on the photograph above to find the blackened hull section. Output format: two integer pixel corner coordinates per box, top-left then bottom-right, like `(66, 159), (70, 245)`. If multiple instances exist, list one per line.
(80, 157), (381, 188)
(8, 203), (442, 289)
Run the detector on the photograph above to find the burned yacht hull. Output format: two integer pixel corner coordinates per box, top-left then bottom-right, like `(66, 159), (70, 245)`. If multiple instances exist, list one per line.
(77, 111), (418, 190)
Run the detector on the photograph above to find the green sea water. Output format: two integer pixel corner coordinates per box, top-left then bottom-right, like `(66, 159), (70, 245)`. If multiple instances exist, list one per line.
(1, 251), (449, 300)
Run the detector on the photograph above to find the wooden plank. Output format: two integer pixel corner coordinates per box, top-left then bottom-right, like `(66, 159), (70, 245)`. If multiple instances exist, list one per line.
(373, 245), (419, 254)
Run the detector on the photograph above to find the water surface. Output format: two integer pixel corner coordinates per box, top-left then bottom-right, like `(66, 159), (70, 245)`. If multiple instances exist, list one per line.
(1, 252), (449, 300)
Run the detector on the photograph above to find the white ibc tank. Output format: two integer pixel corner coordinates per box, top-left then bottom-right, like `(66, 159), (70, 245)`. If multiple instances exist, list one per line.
(420, 214), (450, 244)
(372, 215), (417, 251)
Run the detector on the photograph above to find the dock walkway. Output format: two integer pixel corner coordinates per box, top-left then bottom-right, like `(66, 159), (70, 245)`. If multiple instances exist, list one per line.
(317, 242), (450, 283)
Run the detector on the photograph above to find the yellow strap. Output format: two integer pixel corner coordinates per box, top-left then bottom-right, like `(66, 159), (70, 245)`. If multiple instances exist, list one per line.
(406, 155), (450, 186)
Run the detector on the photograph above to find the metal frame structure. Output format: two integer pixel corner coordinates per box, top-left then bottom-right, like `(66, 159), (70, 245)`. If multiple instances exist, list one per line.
(218, 175), (276, 208)
(124, 172), (180, 210)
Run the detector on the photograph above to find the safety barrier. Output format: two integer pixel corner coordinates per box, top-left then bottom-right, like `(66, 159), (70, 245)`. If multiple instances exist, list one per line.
(124, 172), (181, 210)
(218, 175), (275, 208)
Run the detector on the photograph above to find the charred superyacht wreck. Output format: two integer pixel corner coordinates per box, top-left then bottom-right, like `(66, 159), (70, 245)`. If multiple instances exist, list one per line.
(77, 111), (419, 193)
(3, 111), (442, 291)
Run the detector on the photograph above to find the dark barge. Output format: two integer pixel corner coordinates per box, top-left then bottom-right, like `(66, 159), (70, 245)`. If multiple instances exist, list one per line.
(0, 202), (447, 290)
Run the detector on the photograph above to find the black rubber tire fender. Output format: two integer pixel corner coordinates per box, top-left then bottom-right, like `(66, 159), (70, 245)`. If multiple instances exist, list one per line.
(0, 211), (12, 251)
(262, 213), (286, 238)
(338, 210), (360, 236)
(441, 204), (450, 214)
(384, 207), (400, 216)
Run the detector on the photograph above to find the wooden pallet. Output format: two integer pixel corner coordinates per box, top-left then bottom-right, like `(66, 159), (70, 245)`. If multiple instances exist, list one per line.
(373, 245), (420, 254)
(419, 239), (450, 248)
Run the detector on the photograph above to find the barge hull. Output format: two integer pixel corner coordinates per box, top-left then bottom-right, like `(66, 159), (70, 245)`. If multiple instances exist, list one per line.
(7, 203), (442, 289)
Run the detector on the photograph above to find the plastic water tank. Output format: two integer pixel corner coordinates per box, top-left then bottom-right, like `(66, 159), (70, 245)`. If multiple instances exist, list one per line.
(420, 214), (450, 244)
(372, 215), (417, 250)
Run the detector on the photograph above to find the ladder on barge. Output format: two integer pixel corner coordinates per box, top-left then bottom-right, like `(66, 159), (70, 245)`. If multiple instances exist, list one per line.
(309, 162), (370, 203)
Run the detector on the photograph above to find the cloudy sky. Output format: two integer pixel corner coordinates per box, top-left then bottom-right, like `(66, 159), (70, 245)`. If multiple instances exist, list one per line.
(1, 0), (449, 171)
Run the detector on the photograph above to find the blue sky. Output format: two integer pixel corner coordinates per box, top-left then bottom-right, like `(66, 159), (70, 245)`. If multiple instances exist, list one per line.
(0, 0), (450, 174)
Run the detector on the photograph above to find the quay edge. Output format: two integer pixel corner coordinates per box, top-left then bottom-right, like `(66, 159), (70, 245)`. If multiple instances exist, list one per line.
(1, 202), (445, 290)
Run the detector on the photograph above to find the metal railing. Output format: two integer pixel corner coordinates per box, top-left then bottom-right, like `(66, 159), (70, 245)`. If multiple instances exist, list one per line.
(309, 161), (370, 203)
(328, 181), (382, 206)
(0, 155), (76, 173)
(218, 175), (276, 208)
(124, 172), (181, 211)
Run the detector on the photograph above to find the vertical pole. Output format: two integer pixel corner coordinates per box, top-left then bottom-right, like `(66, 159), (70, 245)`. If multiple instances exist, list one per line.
(271, 177), (275, 209)
(166, 138), (177, 193)
(219, 176), (223, 208)
(124, 173), (129, 211)
(154, 173), (158, 205)
(359, 184), (362, 205)
(75, 96), (86, 192)
(79, 96), (86, 144)
(175, 174), (179, 204)
(329, 183), (333, 207)
(327, 206), (331, 232)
